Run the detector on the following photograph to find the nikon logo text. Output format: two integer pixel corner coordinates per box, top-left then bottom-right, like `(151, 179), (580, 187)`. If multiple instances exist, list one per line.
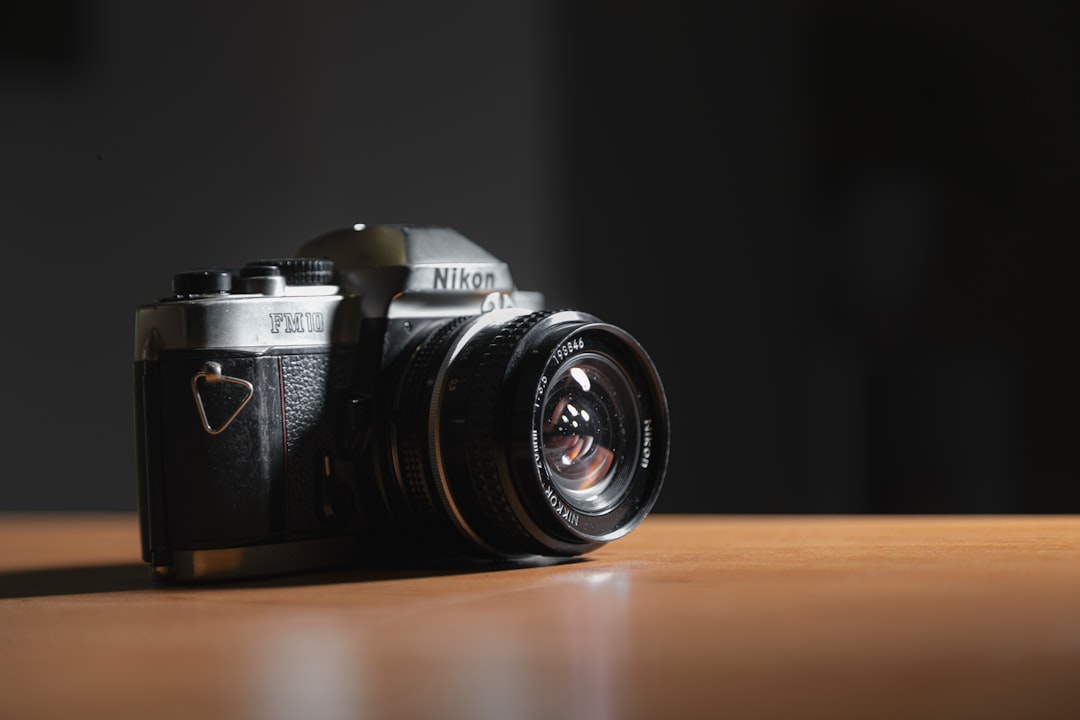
(640, 418), (654, 469)
(543, 484), (581, 527)
(269, 312), (325, 333)
(433, 267), (496, 290)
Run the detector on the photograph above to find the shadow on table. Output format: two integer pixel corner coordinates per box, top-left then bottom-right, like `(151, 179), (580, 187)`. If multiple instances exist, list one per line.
(0, 555), (587, 600)
(0, 564), (150, 598)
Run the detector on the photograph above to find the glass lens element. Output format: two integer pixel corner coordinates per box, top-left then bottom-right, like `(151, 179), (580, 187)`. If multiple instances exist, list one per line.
(541, 354), (639, 513)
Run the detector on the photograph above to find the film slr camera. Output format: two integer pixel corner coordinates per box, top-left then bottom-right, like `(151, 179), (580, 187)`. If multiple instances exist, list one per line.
(134, 225), (669, 582)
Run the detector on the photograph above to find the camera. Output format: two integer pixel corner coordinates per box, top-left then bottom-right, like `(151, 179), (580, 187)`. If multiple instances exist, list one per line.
(134, 224), (669, 582)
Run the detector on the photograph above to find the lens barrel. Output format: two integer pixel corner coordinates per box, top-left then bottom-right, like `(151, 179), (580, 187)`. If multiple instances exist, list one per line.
(390, 309), (669, 558)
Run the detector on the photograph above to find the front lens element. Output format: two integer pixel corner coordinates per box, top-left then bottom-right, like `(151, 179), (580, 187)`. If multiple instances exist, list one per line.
(541, 354), (638, 513)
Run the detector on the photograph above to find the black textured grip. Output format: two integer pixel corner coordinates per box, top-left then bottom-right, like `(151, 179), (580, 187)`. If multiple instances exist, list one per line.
(282, 353), (333, 534)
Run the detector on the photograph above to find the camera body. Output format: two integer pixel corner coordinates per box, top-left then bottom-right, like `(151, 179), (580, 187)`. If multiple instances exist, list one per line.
(134, 225), (668, 582)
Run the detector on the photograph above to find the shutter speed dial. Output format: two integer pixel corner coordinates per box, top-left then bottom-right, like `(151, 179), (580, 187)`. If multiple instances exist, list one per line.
(248, 258), (335, 286)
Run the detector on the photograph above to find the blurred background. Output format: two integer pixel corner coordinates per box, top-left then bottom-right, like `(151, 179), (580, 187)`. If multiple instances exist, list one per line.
(2, 1), (1077, 513)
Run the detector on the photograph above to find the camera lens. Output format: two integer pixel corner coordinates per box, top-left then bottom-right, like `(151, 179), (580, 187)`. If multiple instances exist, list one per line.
(388, 309), (669, 559)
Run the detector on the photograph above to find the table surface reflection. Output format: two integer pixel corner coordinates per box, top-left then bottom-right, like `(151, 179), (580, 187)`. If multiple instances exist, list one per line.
(2, 513), (1080, 720)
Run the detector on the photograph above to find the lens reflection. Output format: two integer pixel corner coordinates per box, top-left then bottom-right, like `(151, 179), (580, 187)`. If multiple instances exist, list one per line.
(543, 395), (615, 490)
(541, 354), (637, 513)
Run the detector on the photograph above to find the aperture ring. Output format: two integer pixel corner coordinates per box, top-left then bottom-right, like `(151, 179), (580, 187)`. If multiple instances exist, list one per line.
(394, 317), (472, 536)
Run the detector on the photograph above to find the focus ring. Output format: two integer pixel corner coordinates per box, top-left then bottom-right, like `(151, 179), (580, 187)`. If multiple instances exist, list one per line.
(459, 310), (557, 554)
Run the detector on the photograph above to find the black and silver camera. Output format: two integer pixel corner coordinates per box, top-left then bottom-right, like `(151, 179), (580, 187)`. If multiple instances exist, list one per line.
(134, 224), (669, 582)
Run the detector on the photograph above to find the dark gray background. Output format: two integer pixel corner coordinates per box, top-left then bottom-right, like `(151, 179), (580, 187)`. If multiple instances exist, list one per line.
(2, 1), (1077, 513)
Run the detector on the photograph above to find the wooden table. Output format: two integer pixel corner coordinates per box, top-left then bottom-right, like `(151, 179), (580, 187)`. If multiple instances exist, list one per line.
(2, 514), (1080, 720)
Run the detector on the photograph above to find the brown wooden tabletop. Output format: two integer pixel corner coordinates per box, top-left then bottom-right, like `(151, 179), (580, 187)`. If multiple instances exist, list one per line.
(2, 513), (1080, 720)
